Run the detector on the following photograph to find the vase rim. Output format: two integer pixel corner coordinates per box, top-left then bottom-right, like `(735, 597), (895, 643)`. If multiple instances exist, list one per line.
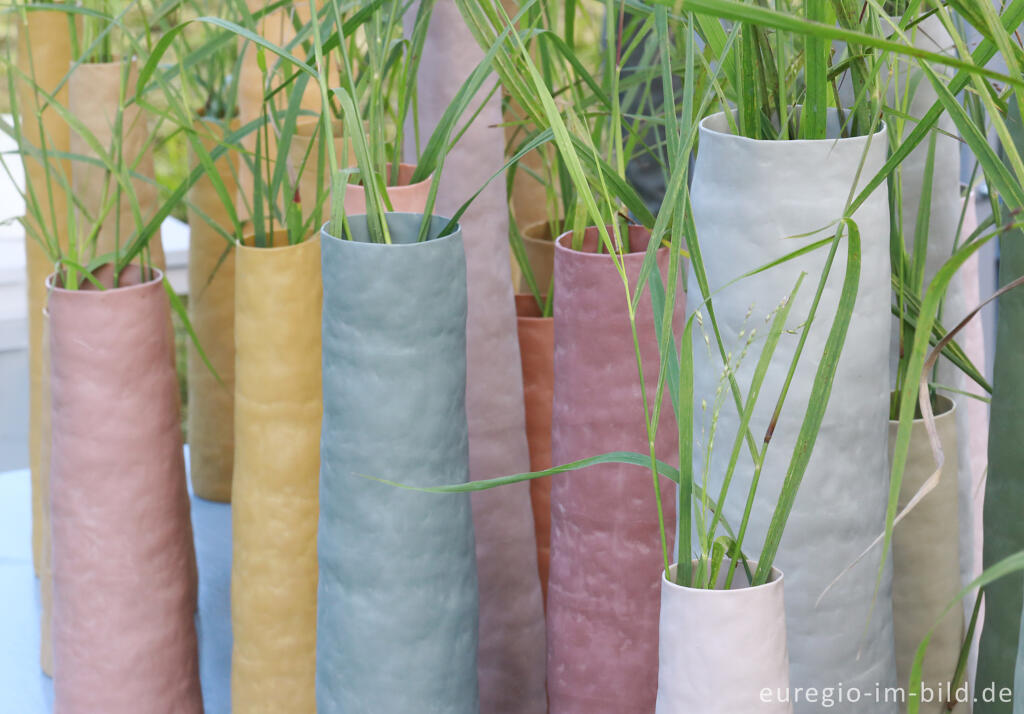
(237, 230), (319, 253)
(888, 392), (957, 422)
(700, 108), (887, 147)
(554, 224), (655, 258)
(662, 560), (784, 594)
(46, 263), (163, 294)
(320, 214), (461, 249)
(514, 293), (552, 321)
(520, 218), (563, 243)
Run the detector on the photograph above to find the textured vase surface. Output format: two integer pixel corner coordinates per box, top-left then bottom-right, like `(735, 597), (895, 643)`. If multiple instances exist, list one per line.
(890, 397), (968, 713)
(515, 294), (553, 604)
(975, 86), (1024, 714)
(656, 562), (791, 714)
(232, 232), (321, 713)
(690, 109), (896, 712)
(415, 6), (547, 710)
(548, 225), (681, 714)
(48, 265), (201, 714)
(317, 213), (478, 713)
(186, 118), (238, 502)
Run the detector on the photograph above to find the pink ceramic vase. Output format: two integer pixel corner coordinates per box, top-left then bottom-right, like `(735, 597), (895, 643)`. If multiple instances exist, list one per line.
(48, 265), (202, 714)
(548, 225), (682, 713)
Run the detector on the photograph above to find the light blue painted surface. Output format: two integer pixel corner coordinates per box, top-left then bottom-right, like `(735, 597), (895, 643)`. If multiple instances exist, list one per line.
(0, 451), (234, 712)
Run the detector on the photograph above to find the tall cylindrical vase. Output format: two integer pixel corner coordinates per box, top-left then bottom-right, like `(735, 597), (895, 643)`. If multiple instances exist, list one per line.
(548, 225), (680, 714)
(231, 232), (321, 712)
(416, 12), (549, 709)
(318, 213), (479, 713)
(67, 58), (195, 611)
(341, 163), (432, 215)
(885, 16), (978, 612)
(689, 110), (896, 712)
(235, 3), (321, 218)
(515, 294), (554, 603)
(16, 8), (71, 677)
(890, 396), (968, 712)
(288, 118), (350, 230)
(976, 151), (1024, 704)
(186, 118), (238, 502)
(68, 60), (164, 266)
(656, 562), (791, 714)
(48, 265), (201, 714)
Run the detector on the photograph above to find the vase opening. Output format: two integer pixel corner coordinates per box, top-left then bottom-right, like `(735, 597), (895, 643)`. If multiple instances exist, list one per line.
(555, 223), (652, 256)
(48, 262), (161, 292)
(702, 107), (886, 143)
(666, 560), (784, 592)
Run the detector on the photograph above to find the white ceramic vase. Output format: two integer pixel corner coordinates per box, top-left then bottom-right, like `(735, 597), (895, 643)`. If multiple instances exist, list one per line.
(656, 562), (791, 714)
(689, 108), (897, 713)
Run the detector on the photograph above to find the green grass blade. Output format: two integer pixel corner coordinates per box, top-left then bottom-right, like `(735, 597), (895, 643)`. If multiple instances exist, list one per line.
(755, 219), (861, 584)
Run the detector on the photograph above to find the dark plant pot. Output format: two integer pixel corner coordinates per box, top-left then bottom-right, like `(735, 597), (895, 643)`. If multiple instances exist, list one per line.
(548, 225), (681, 714)
(317, 213), (479, 713)
(47, 264), (201, 713)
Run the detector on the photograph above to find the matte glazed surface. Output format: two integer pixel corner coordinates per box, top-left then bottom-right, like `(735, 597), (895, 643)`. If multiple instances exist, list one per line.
(515, 294), (554, 603)
(232, 233), (321, 713)
(416, 8), (548, 710)
(549, 225), (680, 714)
(318, 214), (478, 713)
(48, 266), (201, 714)
(690, 110), (897, 712)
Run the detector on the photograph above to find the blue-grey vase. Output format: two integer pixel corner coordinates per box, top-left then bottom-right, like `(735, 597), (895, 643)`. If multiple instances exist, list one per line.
(317, 212), (479, 714)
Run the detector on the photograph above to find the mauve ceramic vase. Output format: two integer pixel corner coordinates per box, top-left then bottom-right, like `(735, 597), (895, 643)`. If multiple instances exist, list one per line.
(416, 10), (548, 710)
(231, 231), (321, 713)
(317, 213), (478, 713)
(548, 225), (681, 714)
(48, 264), (201, 714)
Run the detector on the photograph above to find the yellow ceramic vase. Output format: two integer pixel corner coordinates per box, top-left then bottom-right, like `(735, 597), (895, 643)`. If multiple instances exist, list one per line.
(231, 231), (321, 713)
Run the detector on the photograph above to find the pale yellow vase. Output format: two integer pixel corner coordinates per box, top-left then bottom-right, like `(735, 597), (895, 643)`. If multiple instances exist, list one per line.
(232, 231), (322, 713)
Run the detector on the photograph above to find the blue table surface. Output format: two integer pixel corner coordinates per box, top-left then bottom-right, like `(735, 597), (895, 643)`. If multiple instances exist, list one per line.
(1, 454), (234, 711)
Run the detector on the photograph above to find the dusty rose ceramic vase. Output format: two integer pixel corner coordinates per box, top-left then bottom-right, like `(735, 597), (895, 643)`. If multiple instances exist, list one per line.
(548, 225), (682, 713)
(47, 265), (201, 714)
